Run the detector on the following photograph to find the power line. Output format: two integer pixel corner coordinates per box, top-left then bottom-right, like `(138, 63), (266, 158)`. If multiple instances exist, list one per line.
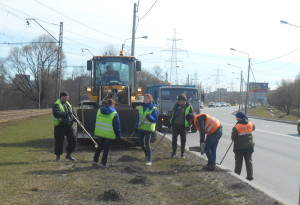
(139, 0), (158, 21)
(255, 55), (300, 72)
(1, 42), (58, 45)
(253, 47), (300, 64)
(33, 0), (122, 41)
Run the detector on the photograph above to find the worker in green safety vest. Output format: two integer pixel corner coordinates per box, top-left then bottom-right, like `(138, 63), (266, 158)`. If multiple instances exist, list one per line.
(52, 91), (77, 162)
(134, 94), (158, 166)
(92, 98), (121, 168)
(170, 94), (194, 159)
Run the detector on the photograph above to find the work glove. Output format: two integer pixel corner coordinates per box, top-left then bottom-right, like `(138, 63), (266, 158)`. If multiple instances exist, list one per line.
(146, 114), (151, 121)
(200, 143), (205, 155)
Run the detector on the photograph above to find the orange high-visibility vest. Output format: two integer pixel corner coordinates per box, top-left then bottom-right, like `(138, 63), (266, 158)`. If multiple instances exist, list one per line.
(194, 114), (221, 136)
(234, 122), (254, 136)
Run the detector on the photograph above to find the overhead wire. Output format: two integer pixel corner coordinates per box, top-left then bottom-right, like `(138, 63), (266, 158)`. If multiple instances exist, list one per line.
(253, 47), (300, 65)
(33, 0), (122, 41)
(139, 0), (158, 21)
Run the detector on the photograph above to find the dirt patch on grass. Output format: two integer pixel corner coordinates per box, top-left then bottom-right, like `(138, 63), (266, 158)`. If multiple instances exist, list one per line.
(129, 175), (153, 186)
(97, 189), (124, 202)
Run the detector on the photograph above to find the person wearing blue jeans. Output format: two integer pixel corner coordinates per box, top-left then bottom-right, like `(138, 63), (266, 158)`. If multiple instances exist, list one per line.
(186, 113), (223, 171)
(139, 132), (152, 162)
(93, 137), (112, 167)
(204, 128), (223, 166)
(134, 94), (158, 166)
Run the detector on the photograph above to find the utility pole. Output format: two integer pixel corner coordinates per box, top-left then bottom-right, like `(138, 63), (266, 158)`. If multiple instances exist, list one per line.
(26, 18), (63, 99)
(131, 3), (137, 56)
(56, 22), (63, 98)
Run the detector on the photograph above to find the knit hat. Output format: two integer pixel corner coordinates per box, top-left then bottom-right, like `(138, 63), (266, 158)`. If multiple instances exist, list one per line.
(60, 91), (69, 97)
(235, 111), (247, 120)
(185, 113), (195, 122)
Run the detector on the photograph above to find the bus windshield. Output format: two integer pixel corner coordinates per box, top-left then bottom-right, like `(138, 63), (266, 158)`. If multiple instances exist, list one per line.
(161, 88), (198, 101)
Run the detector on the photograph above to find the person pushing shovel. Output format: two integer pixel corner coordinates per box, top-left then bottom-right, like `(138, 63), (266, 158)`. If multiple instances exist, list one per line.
(231, 112), (255, 181)
(186, 113), (223, 171)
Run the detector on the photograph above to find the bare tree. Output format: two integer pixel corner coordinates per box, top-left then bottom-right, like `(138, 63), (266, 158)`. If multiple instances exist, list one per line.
(62, 66), (89, 106)
(137, 70), (167, 89)
(102, 44), (118, 56)
(153, 66), (164, 80)
(269, 79), (294, 115)
(3, 35), (63, 108)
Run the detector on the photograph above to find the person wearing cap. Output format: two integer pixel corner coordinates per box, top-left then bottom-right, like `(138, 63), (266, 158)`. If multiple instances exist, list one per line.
(52, 91), (77, 162)
(169, 94), (194, 159)
(231, 112), (255, 181)
(186, 113), (223, 171)
(103, 65), (120, 84)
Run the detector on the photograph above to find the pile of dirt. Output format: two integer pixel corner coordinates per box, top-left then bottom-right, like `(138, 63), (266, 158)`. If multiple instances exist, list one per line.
(122, 164), (144, 173)
(129, 175), (153, 186)
(97, 189), (124, 202)
(117, 155), (139, 162)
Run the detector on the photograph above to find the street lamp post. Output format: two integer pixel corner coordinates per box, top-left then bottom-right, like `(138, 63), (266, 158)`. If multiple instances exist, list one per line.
(121, 36), (148, 55)
(227, 63), (244, 111)
(230, 48), (251, 114)
(81, 48), (94, 56)
(137, 52), (154, 58)
(280, 20), (300, 29)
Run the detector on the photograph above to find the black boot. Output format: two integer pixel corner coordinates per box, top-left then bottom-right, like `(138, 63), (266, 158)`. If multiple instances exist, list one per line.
(65, 153), (76, 162)
(55, 155), (60, 162)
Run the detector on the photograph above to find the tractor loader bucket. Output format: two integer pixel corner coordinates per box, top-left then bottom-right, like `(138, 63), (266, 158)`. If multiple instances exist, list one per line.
(76, 105), (139, 144)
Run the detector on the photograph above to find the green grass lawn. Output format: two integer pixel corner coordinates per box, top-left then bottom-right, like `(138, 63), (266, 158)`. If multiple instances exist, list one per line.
(247, 106), (299, 122)
(0, 114), (54, 204)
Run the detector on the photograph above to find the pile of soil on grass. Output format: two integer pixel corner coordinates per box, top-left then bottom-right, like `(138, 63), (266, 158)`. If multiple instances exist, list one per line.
(129, 175), (153, 186)
(122, 164), (144, 173)
(117, 155), (139, 162)
(97, 189), (124, 202)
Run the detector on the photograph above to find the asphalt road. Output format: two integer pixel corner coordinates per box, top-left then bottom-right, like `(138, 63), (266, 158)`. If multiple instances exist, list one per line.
(164, 106), (300, 205)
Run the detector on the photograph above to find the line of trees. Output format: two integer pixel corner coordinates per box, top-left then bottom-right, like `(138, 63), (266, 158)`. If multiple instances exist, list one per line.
(0, 34), (165, 110)
(268, 74), (300, 116)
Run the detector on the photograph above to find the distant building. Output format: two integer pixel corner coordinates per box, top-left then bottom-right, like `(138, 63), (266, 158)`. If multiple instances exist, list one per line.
(216, 88), (227, 93)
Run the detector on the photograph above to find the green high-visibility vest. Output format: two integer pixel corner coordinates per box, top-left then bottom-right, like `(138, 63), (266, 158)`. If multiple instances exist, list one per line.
(170, 104), (191, 128)
(138, 106), (157, 132)
(53, 99), (72, 126)
(94, 110), (117, 139)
